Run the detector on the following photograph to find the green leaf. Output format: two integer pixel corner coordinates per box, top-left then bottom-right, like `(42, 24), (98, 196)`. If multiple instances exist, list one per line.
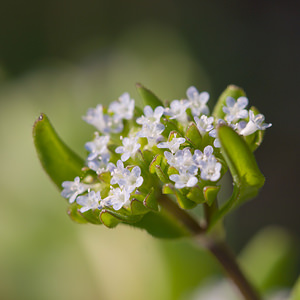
(162, 184), (175, 194)
(100, 209), (143, 228)
(136, 83), (164, 109)
(161, 118), (182, 137)
(67, 203), (88, 224)
(203, 186), (220, 206)
(155, 165), (169, 183)
(33, 113), (85, 189)
(143, 187), (159, 212)
(175, 190), (197, 209)
(80, 209), (102, 224)
(167, 166), (179, 177)
(130, 199), (150, 215)
(210, 125), (265, 227)
(187, 186), (205, 204)
(212, 85), (246, 120)
(149, 154), (163, 173)
(185, 122), (202, 149)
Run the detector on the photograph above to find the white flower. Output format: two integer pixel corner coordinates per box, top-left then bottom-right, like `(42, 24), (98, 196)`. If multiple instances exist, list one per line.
(87, 152), (110, 175)
(194, 115), (214, 136)
(223, 96), (248, 123)
(109, 160), (143, 192)
(76, 190), (102, 213)
(108, 160), (129, 186)
(169, 172), (198, 189)
(115, 136), (141, 161)
(165, 148), (197, 175)
(136, 122), (165, 147)
(157, 135), (185, 154)
(85, 133), (110, 161)
(109, 92), (135, 121)
(186, 86), (210, 116)
(61, 177), (90, 203)
(199, 156), (222, 182)
(136, 105), (164, 125)
(83, 104), (124, 134)
(239, 110), (272, 136)
(104, 187), (131, 210)
(164, 99), (190, 125)
(83, 104), (111, 134)
(193, 146), (214, 166)
(126, 166), (144, 192)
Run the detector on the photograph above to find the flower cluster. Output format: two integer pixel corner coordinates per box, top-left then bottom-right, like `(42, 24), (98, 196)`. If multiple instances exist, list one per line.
(61, 85), (271, 215)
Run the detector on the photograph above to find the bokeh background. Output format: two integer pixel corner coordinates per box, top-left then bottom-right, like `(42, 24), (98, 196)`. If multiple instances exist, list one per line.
(0, 1), (299, 299)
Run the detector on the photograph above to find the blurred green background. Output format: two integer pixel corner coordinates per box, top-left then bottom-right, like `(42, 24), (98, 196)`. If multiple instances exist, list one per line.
(0, 1), (299, 299)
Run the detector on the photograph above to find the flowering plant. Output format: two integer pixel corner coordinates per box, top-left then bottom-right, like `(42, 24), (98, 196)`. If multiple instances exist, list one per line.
(33, 84), (275, 299)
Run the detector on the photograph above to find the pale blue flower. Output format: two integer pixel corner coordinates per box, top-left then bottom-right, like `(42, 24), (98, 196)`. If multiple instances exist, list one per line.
(193, 146), (214, 167)
(164, 99), (190, 125)
(186, 86), (210, 116)
(104, 187), (131, 210)
(136, 105), (164, 125)
(108, 160), (143, 192)
(115, 136), (141, 161)
(157, 134), (185, 154)
(83, 104), (124, 134)
(198, 156), (222, 182)
(61, 177), (90, 203)
(136, 122), (165, 147)
(76, 190), (102, 213)
(85, 132), (110, 161)
(223, 96), (248, 123)
(239, 110), (272, 136)
(194, 115), (214, 136)
(109, 92), (135, 121)
(165, 148), (197, 175)
(169, 172), (198, 189)
(87, 152), (110, 175)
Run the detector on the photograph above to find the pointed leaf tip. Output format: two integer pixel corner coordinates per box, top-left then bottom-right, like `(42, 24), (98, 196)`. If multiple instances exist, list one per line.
(136, 83), (164, 109)
(33, 113), (85, 189)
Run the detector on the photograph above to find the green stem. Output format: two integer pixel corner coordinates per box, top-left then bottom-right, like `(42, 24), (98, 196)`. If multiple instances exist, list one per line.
(200, 237), (262, 300)
(158, 195), (261, 300)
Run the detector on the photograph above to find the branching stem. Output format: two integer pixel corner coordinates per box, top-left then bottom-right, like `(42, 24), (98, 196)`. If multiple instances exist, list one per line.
(158, 195), (261, 300)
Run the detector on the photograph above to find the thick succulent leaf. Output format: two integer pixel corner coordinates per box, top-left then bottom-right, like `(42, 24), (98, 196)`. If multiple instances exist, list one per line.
(290, 277), (300, 300)
(136, 83), (164, 109)
(185, 122), (202, 149)
(33, 113), (85, 189)
(210, 125), (265, 227)
(239, 227), (300, 293)
(212, 85), (246, 120)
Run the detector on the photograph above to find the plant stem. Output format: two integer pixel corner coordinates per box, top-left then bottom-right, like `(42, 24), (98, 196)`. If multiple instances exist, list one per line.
(158, 195), (261, 300)
(200, 237), (262, 300)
